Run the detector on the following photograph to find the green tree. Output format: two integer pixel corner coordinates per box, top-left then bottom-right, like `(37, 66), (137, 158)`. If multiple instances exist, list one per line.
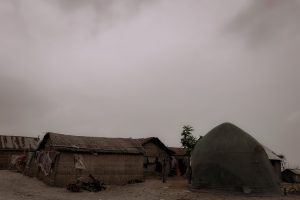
(180, 125), (198, 156)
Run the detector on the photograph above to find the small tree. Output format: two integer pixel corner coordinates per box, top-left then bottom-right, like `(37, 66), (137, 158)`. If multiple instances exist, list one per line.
(180, 125), (198, 156)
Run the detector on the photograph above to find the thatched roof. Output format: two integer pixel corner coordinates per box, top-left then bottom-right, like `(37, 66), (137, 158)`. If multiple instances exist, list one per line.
(283, 169), (300, 175)
(191, 122), (281, 195)
(168, 147), (187, 156)
(135, 137), (174, 155)
(0, 135), (39, 151)
(38, 132), (144, 155)
(263, 146), (282, 161)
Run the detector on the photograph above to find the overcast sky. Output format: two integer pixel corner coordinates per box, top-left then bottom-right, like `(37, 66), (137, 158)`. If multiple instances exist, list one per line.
(0, 0), (299, 167)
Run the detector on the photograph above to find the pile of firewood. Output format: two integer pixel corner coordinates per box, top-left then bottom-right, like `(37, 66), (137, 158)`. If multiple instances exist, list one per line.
(67, 174), (106, 192)
(282, 183), (300, 195)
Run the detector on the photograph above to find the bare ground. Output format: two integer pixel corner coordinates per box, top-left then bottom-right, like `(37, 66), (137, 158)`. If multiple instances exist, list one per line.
(0, 170), (299, 200)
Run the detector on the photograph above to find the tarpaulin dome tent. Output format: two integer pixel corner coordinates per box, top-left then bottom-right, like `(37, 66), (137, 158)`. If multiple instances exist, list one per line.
(191, 123), (281, 194)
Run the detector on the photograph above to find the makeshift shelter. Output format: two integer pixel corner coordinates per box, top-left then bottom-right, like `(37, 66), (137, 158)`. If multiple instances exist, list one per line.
(191, 123), (281, 194)
(263, 146), (283, 181)
(33, 132), (144, 186)
(169, 147), (187, 159)
(168, 147), (188, 176)
(0, 135), (38, 170)
(136, 137), (173, 176)
(282, 169), (300, 183)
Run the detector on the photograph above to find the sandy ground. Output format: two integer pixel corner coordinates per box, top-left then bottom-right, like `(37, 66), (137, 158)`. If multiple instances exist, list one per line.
(0, 170), (300, 200)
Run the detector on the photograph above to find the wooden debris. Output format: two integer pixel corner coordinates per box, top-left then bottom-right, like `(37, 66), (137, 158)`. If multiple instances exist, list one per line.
(67, 174), (106, 192)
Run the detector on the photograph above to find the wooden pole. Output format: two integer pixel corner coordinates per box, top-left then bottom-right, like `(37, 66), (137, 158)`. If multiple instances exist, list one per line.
(162, 158), (166, 183)
(187, 157), (191, 184)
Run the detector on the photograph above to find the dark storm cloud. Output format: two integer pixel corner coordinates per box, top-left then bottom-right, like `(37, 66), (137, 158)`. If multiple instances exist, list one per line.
(224, 0), (300, 167)
(51, 0), (154, 34)
(0, 76), (55, 133)
(229, 0), (300, 47)
(0, 0), (299, 167)
(55, 0), (150, 15)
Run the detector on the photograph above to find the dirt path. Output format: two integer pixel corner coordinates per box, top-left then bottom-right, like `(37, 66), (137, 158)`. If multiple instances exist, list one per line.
(0, 170), (299, 200)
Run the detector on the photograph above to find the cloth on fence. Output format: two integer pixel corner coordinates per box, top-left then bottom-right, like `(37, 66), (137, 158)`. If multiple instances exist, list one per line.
(10, 155), (20, 166)
(36, 151), (52, 176)
(10, 154), (27, 170)
(74, 154), (86, 170)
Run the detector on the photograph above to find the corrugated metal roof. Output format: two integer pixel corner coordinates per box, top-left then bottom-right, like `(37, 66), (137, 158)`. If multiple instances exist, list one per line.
(290, 169), (300, 175)
(135, 137), (174, 155)
(283, 169), (300, 175)
(38, 132), (144, 155)
(263, 146), (282, 161)
(135, 138), (153, 145)
(168, 147), (187, 156)
(0, 135), (39, 151)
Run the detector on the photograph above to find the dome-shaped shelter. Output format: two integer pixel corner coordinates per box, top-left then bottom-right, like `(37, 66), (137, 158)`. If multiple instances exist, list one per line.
(191, 123), (281, 194)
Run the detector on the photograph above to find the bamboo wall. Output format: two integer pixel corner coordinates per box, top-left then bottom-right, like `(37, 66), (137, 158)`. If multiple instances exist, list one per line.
(24, 155), (38, 177)
(270, 160), (281, 182)
(143, 143), (170, 174)
(282, 170), (300, 183)
(53, 152), (144, 186)
(35, 162), (57, 186)
(0, 150), (23, 169)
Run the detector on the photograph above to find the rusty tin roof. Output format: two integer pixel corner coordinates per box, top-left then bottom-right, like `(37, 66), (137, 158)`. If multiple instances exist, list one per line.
(263, 145), (282, 161)
(168, 147), (187, 156)
(0, 135), (39, 151)
(135, 137), (174, 155)
(38, 132), (144, 155)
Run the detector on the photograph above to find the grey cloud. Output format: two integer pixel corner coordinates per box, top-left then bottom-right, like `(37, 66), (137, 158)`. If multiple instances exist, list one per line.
(0, 0), (299, 166)
(0, 76), (55, 133)
(228, 0), (300, 47)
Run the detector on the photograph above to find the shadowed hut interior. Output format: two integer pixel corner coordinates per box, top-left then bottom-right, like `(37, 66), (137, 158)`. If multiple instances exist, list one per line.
(168, 147), (188, 176)
(135, 137), (173, 176)
(282, 169), (300, 183)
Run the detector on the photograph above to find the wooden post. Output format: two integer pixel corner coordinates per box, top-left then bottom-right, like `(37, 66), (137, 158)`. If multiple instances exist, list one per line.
(162, 158), (166, 183)
(187, 157), (192, 184)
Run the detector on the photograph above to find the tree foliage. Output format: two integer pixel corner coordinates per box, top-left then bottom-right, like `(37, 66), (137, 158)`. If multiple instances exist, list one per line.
(180, 125), (198, 156)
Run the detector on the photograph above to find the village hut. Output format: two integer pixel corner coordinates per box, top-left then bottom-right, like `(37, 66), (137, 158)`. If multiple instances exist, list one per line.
(168, 147), (188, 176)
(136, 137), (173, 176)
(0, 135), (38, 170)
(263, 146), (283, 181)
(281, 169), (300, 183)
(191, 123), (281, 194)
(33, 132), (144, 187)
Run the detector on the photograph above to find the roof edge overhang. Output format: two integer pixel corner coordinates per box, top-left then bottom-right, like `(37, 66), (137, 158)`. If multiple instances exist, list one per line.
(142, 137), (174, 155)
(52, 146), (144, 155)
(0, 149), (34, 152)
